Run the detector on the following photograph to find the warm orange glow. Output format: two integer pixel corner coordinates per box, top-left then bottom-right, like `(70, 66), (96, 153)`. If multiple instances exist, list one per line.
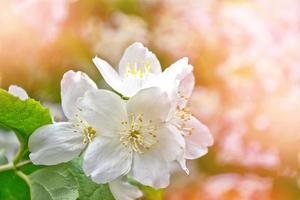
(1, 0), (300, 199)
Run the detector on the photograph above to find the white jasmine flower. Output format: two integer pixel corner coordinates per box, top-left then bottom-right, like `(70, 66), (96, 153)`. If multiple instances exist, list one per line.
(77, 87), (184, 189)
(93, 42), (193, 98)
(29, 70), (97, 165)
(28, 71), (143, 200)
(93, 42), (212, 175)
(168, 72), (214, 173)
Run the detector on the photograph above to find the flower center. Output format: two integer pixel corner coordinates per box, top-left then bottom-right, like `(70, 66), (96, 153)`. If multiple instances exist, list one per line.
(120, 113), (158, 153)
(74, 112), (97, 144)
(83, 126), (96, 144)
(130, 130), (140, 139)
(125, 61), (152, 79)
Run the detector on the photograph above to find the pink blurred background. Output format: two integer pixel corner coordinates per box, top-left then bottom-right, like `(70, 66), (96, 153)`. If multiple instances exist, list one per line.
(1, 0), (300, 199)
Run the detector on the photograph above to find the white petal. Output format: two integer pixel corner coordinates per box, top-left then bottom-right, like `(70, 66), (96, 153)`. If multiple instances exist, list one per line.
(157, 58), (193, 106)
(177, 72), (195, 108)
(130, 151), (170, 189)
(157, 124), (189, 174)
(179, 72), (195, 99)
(156, 124), (185, 162)
(0, 130), (19, 162)
(119, 74), (157, 97)
(109, 178), (143, 200)
(162, 57), (193, 82)
(29, 122), (84, 165)
(128, 125), (181, 188)
(118, 42), (161, 77)
(61, 70), (97, 120)
(177, 152), (189, 174)
(93, 57), (125, 94)
(184, 116), (214, 159)
(77, 89), (127, 137)
(83, 137), (132, 184)
(127, 87), (170, 123)
(8, 85), (29, 100)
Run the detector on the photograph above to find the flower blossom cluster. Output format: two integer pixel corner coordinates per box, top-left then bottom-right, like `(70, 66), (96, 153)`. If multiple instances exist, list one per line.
(28, 43), (213, 200)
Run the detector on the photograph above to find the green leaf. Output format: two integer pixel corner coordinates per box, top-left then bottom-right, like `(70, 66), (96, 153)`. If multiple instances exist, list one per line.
(0, 170), (30, 200)
(20, 162), (45, 175)
(30, 164), (78, 200)
(30, 160), (115, 200)
(68, 159), (115, 200)
(0, 89), (52, 143)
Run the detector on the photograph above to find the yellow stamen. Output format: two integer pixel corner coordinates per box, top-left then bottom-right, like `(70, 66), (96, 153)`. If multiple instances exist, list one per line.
(83, 126), (96, 144)
(175, 106), (194, 136)
(120, 113), (158, 153)
(125, 61), (152, 78)
(74, 110), (97, 144)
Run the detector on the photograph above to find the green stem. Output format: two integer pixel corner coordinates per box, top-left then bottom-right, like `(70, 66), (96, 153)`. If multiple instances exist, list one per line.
(113, 88), (129, 100)
(0, 160), (31, 173)
(16, 170), (31, 186)
(0, 132), (32, 196)
(0, 163), (12, 172)
(122, 96), (129, 100)
(13, 134), (26, 166)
